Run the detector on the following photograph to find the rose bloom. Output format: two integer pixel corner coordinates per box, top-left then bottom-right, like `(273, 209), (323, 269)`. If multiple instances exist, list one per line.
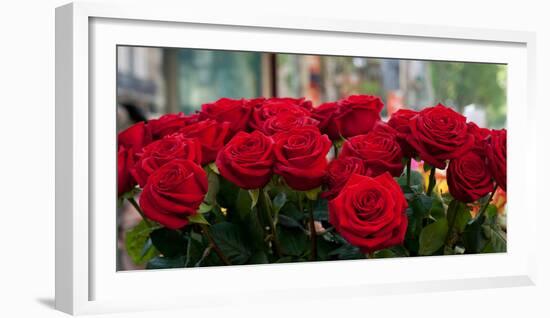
(139, 159), (208, 229)
(249, 98), (312, 131)
(178, 119), (232, 165)
(447, 151), (494, 203)
(486, 129), (507, 191)
(117, 122), (153, 196)
(273, 126), (332, 191)
(148, 113), (197, 140)
(118, 146), (136, 196)
(467, 122), (491, 154)
(311, 101), (340, 140)
(339, 128), (404, 177)
(333, 95), (383, 138)
(216, 131), (275, 189)
(329, 173), (408, 253)
(131, 134), (202, 187)
(200, 97), (252, 134)
(387, 108), (418, 158)
(322, 157), (366, 200)
(407, 104), (474, 169)
(261, 112), (319, 136)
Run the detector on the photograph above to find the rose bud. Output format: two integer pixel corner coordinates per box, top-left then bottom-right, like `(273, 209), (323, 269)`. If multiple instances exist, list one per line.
(333, 94), (383, 138)
(118, 121), (153, 152)
(407, 104), (474, 169)
(387, 108), (418, 158)
(178, 119), (232, 165)
(131, 134), (202, 187)
(329, 172), (408, 253)
(322, 157), (367, 200)
(200, 97), (252, 134)
(216, 131), (275, 189)
(139, 159), (208, 229)
(486, 129), (507, 191)
(273, 126), (332, 191)
(339, 128), (404, 177)
(447, 152), (494, 202)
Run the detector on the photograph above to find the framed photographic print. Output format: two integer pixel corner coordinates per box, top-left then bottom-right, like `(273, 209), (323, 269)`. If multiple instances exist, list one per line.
(55, 1), (537, 315)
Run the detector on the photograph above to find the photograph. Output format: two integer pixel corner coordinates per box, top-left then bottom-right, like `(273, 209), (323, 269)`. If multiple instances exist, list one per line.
(116, 46), (507, 270)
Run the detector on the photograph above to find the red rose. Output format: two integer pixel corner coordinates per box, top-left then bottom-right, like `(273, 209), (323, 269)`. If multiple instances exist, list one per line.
(333, 95), (383, 138)
(178, 119), (232, 165)
(447, 152), (494, 203)
(131, 134), (202, 187)
(407, 104), (474, 169)
(486, 129), (507, 191)
(117, 122), (153, 196)
(467, 122), (491, 154)
(118, 121), (152, 152)
(216, 131), (275, 189)
(117, 146), (137, 196)
(148, 113), (195, 140)
(340, 128), (404, 177)
(200, 98), (252, 134)
(311, 102), (340, 140)
(329, 173), (408, 253)
(273, 126), (331, 191)
(249, 98), (312, 131)
(261, 112), (319, 136)
(139, 160), (208, 229)
(388, 109), (418, 157)
(322, 157), (366, 200)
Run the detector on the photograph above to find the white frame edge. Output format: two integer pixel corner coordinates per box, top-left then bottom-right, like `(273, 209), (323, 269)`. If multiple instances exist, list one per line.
(55, 1), (537, 315)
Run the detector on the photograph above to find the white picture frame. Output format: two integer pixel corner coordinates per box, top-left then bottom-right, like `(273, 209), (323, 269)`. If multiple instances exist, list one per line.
(55, 1), (537, 315)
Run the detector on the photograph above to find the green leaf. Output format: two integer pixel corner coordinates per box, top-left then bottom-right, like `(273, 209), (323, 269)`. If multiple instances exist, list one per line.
(248, 250), (269, 264)
(463, 215), (487, 253)
(236, 188), (253, 219)
(124, 220), (158, 265)
(447, 200), (471, 233)
(481, 225), (507, 253)
(204, 170), (220, 205)
(188, 213), (210, 225)
(410, 194), (433, 219)
(198, 202), (213, 213)
(248, 189), (260, 209)
(278, 214), (305, 230)
(150, 228), (186, 257)
(146, 255), (186, 269)
(279, 201), (303, 221)
(277, 226), (308, 257)
(430, 195), (446, 220)
(418, 218), (448, 255)
(272, 192), (287, 215)
(305, 186), (322, 201)
(208, 162), (220, 174)
(327, 244), (364, 260)
(209, 222), (252, 264)
(313, 198), (329, 221)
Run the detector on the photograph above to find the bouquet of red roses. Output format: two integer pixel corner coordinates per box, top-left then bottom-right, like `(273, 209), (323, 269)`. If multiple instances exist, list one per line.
(118, 95), (507, 268)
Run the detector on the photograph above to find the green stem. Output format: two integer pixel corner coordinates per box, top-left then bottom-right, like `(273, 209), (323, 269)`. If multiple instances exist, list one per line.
(199, 223), (232, 266)
(406, 158), (412, 187)
(426, 167), (436, 196)
(333, 143), (339, 158)
(261, 189), (282, 258)
(127, 197), (152, 227)
(476, 184), (499, 220)
(307, 199), (317, 261)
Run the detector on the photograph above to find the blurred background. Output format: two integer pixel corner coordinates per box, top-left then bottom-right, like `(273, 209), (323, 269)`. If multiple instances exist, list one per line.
(117, 46), (507, 131)
(117, 45), (507, 270)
